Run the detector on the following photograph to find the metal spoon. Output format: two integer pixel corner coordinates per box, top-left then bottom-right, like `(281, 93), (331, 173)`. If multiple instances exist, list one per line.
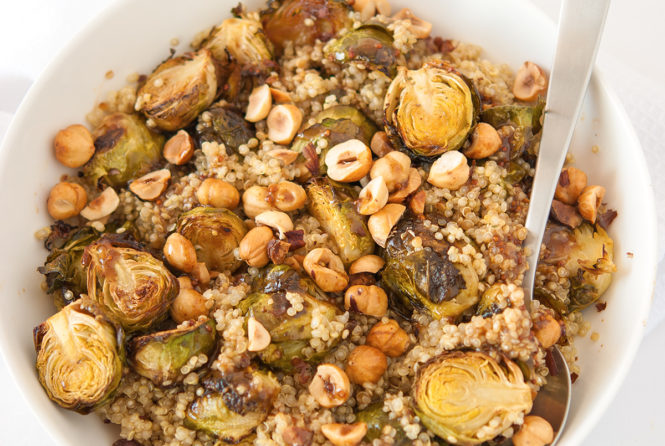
(521, 0), (610, 443)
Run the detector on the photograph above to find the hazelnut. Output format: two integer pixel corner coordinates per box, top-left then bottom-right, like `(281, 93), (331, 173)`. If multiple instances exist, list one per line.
(247, 317), (271, 352)
(308, 364), (351, 408)
(238, 226), (274, 268)
(303, 248), (349, 293)
(513, 61), (548, 102)
(53, 124), (95, 168)
(344, 285), (388, 317)
(268, 148), (299, 165)
(367, 203), (405, 248)
(170, 288), (208, 323)
(163, 233), (198, 272)
(267, 104), (302, 145)
(129, 169), (171, 201)
(245, 84), (272, 122)
(370, 151), (410, 193)
(242, 185), (276, 218)
(255, 210), (294, 238)
(163, 130), (195, 165)
(513, 415), (554, 446)
(190, 261), (210, 287)
(357, 177), (389, 215)
(80, 187), (119, 220)
(577, 185), (605, 223)
(349, 255), (385, 274)
(388, 167), (421, 203)
(409, 189), (426, 215)
(366, 319), (410, 357)
(463, 123), (502, 159)
(555, 166), (588, 205)
(269, 88), (292, 104)
(393, 8), (432, 39)
(533, 313), (562, 349)
(370, 131), (393, 157)
(46, 182), (87, 220)
(427, 151), (470, 190)
(325, 139), (373, 183)
(269, 181), (307, 212)
(321, 422), (367, 446)
(197, 178), (240, 209)
(345, 345), (387, 384)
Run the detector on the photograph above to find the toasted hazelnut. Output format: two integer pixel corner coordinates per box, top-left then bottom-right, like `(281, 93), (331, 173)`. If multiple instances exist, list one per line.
(393, 8), (432, 39)
(270, 87), (292, 104)
(555, 166), (588, 205)
(533, 313), (562, 349)
(247, 317), (271, 352)
(191, 262), (210, 287)
(357, 177), (389, 215)
(409, 189), (426, 215)
(344, 285), (388, 317)
(170, 288), (208, 324)
(577, 185), (605, 223)
(346, 345), (387, 384)
(513, 416), (554, 446)
(375, 0), (391, 16)
(239, 226), (274, 268)
(325, 139), (373, 183)
(197, 178), (240, 209)
(268, 148), (299, 165)
(463, 123), (502, 159)
(177, 276), (193, 290)
(80, 187), (119, 220)
(255, 210), (294, 238)
(303, 248), (349, 293)
(163, 130), (195, 165)
(47, 182), (87, 220)
(551, 199), (582, 228)
(366, 319), (410, 357)
(367, 203), (405, 248)
(349, 255), (385, 274)
(370, 131), (394, 157)
(370, 151), (410, 192)
(243, 185), (276, 218)
(53, 124), (95, 168)
(308, 364), (351, 408)
(427, 151), (470, 190)
(246, 84), (273, 122)
(513, 61), (548, 102)
(269, 181), (307, 212)
(267, 104), (303, 145)
(388, 168), (421, 203)
(321, 423), (367, 446)
(163, 233), (197, 272)
(129, 169), (171, 201)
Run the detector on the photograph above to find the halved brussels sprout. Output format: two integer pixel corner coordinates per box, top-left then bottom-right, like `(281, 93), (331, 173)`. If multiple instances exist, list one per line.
(414, 352), (532, 445)
(480, 101), (544, 160)
(306, 177), (374, 264)
(85, 113), (164, 187)
(83, 238), (178, 332)
(384, 61), (480, 157)
(176, 207), (247, 272)
(128, 317), (217, 386)
(381, 217), (479, 320)
(325, 24), (398, 76)
(539, 222), (615, 312)
(202, 18), (274, 66)
(261, 0), (352, 53)
(185, 367), (280, 442)
(33, 299), (123, 413)
(196, 103), (255, 154)
(136, 49), (218, 131)
(357, 402), (409, 445)
(239, 264), (341, 371)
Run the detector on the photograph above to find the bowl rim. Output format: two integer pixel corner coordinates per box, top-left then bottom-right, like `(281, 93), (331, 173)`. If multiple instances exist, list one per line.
(0, 0), (657, 445)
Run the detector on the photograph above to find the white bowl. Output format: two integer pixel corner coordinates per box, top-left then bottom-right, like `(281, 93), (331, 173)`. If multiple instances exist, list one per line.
(0, 0), (657, 444)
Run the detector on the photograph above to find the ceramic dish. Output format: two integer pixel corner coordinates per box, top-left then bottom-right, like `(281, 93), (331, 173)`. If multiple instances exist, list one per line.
(0, 0), (657, 445)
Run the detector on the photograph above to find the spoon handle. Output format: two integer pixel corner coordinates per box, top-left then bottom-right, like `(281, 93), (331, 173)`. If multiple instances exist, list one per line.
(522, 0), (611, 305)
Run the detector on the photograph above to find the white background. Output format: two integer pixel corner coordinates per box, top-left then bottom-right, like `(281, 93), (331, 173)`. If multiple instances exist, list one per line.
(1, 0), (664, 444)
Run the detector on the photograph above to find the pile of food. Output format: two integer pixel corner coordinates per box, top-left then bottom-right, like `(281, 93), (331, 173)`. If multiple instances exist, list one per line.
(34, 1), (617, 445)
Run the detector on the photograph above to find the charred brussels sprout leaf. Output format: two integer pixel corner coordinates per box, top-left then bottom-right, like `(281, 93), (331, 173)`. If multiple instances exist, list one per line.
(83, 238), (178, 332)
(136, 49), (218, 131)
(325, 25), (399, 76)
(414, 352), (532, 445)
(85, 113), (164, 188)
(33, 299), (123, 413)
(196, 103), (255, 154)
(261, 0), (352, 53)
(307, 177), (374, 264)
(539, 222), (615, 312)
(480, 101), (544, 160)
(357, 402), (409, 445)
(128, 317), (216, 386)
(384, 61), (480, 157)
(185, 367), (280, 442)
(381, 217), (479, 319)
(177, 207), (247, 272)
(202, 18), (274, 67)
(239, 264), (341, 371)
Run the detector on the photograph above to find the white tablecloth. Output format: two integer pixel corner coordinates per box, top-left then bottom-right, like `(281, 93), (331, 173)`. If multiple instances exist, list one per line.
(1, 0), (664, 444)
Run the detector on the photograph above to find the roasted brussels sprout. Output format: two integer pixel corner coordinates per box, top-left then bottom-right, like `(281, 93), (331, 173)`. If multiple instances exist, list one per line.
(414, 352), (532, 445)
(480, 101), (544, 160)
(384, 61), (480, 157)
(292, 105), (377, 175)
(239, 264), (342, 371)
(202, 18), (274, 66)
(136, 49), (218, 131)
(196, 103), (255, 154)
(325, 25), (398, 76)
(83, 238), (178, 332)
(261, 0), (353, 53)
(307, 177), (374, 264)
(357, 402), (409, 445)
(381, 217), (479, 320)
(185, 367), (280, 442)
(176, 207), (247, 272)
(128, 317), (217, 386)
(33, 299), (123, 413)
(85, 113), (164, 187)
(539, 222), (615, 311)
